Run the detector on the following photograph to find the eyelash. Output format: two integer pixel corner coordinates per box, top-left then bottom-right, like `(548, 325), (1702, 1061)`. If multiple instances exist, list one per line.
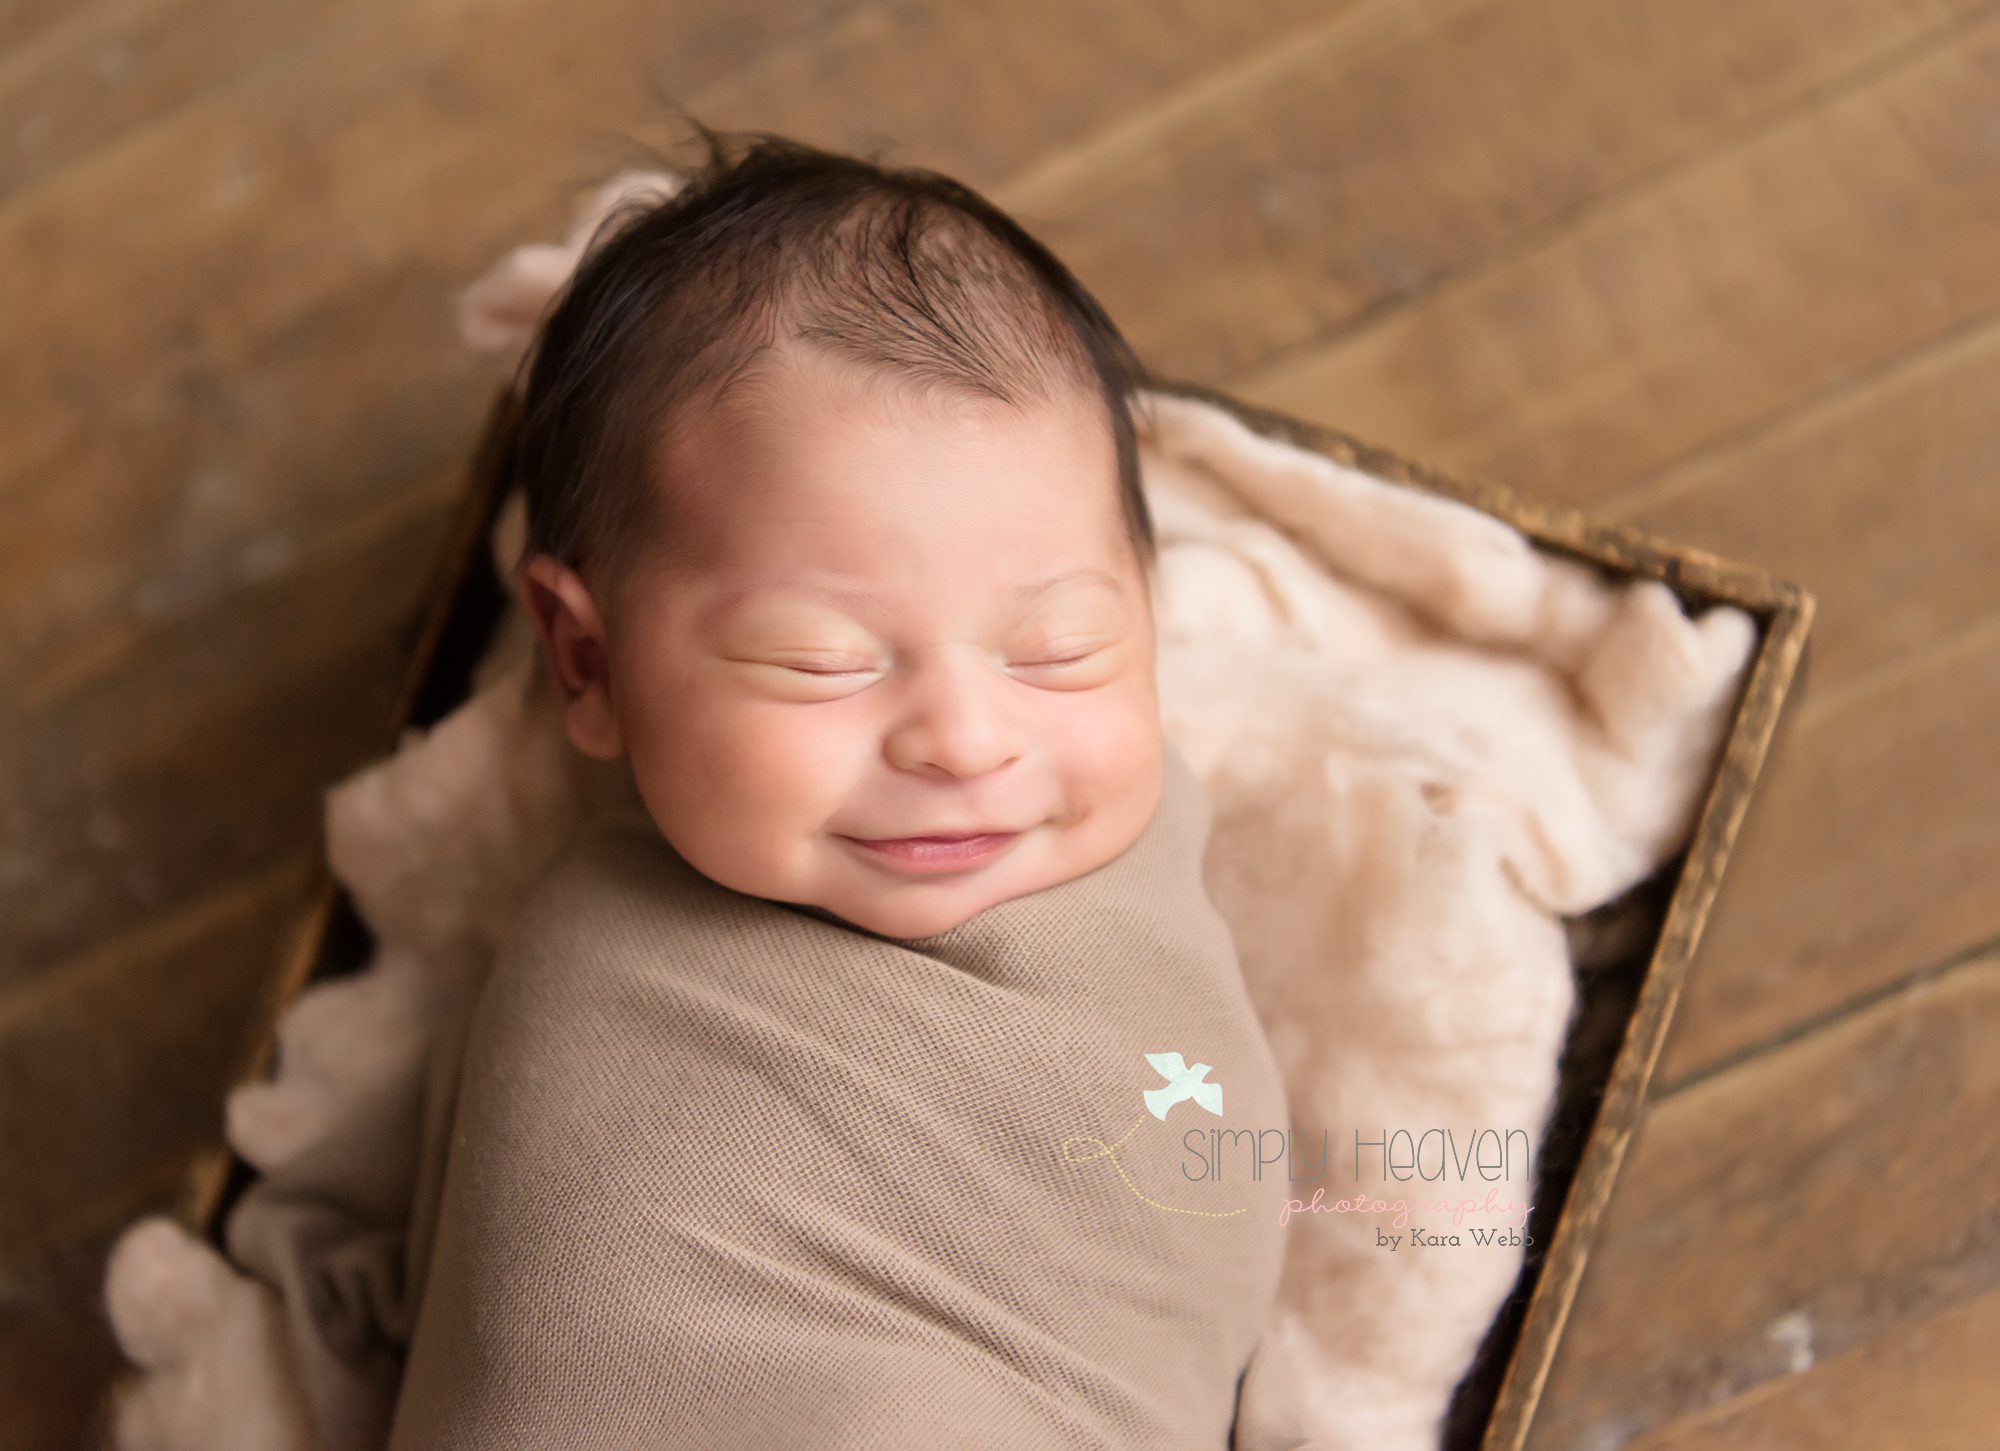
(784, 648), (1100, 677)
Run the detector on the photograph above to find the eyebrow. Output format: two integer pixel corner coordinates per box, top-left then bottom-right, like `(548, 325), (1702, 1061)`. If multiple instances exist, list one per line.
(719, 566), (1124, 612)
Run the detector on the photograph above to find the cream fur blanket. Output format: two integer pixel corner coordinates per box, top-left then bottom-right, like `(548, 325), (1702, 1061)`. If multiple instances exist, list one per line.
(98, 172), (1756, 1451)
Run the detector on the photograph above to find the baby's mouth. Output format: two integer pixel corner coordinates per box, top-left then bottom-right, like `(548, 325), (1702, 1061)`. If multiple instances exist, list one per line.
(837, 830), (1023, 873)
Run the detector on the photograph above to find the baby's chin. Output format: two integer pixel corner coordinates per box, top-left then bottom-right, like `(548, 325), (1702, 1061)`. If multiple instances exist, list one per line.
(806, 804), (1153, 941)
(807, 828), (1066, 942)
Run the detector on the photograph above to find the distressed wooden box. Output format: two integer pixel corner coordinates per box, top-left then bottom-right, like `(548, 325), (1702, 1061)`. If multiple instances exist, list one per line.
(168, 376), (1815, 1449)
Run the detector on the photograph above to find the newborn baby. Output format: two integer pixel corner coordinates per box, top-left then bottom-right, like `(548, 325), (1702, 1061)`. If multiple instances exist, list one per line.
(386, 130), (1301, 1450)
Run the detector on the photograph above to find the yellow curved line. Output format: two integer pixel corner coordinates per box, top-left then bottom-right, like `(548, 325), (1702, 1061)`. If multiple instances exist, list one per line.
(1060, 1116), (1248, 1218)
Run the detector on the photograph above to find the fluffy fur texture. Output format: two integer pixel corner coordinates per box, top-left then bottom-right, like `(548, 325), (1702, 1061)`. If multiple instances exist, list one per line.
(98, 172), (1755, 1451)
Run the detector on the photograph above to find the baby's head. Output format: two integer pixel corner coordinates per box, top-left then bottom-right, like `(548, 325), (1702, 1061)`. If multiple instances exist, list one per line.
(511, 126), (1164, 941)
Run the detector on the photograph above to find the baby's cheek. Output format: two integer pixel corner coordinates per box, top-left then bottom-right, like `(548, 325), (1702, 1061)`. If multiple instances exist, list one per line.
(621, 668), (765, 792)
(626, 712), (836, 896)
(723, 714), (841, 806)
(1047, 683), (1161, 784)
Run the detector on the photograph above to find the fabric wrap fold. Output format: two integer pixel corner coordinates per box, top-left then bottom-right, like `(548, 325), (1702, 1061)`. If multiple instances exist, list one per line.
(382, 740), (1303, 1451)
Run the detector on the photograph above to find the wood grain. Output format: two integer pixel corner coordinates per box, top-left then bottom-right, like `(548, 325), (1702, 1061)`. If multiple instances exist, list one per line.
(0, 496), (448, 992)
(1655, 617), (2000, 1088)
(0, 0), (84, 59)
(0, 1182), (182, 1451)
(1525, 951), (2000, 1448)
(0, 858), (312, 1248)
(1238, 7), (2000, 499)
(1630, 1285), (2000, 1450)
(0, 0), (347, 203)
(1008, 0), (1981, 381)
(0, 0), (1362, 703)
(1603, 312), (2000, 703)
(1582, 315), (2000, 1084)
(0, 863), (317, 1451)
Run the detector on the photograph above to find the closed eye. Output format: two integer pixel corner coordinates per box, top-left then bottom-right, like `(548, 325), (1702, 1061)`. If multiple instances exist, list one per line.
(726, 654), (881, 682)
(1013, 634), (1112, 666)
(1009, 642), (1121, 685)
(781, 662), (878, 678)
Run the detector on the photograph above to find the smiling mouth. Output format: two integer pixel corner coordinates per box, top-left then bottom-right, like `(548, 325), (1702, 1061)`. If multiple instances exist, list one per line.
(839, 831), (1022, 872)
(860, 835), (1016, 847)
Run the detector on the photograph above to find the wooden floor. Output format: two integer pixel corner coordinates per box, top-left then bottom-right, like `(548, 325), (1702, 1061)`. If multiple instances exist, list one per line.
(3, 1), (1997, 1446)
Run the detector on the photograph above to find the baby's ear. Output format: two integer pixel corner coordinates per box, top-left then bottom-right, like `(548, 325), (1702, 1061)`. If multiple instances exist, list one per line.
(518, 554), (624, 761)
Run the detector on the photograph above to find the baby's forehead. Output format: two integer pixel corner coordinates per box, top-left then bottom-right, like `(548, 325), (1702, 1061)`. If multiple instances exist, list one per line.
(656, 379), (1120, 531)
(715, 564), (1126, 612)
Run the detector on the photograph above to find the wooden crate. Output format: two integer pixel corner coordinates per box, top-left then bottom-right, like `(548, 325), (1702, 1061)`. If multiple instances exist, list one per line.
(167, 376), (1816, 1449)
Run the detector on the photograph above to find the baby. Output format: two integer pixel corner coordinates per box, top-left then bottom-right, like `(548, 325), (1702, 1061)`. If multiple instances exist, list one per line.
(386, 128), (1303, 1450)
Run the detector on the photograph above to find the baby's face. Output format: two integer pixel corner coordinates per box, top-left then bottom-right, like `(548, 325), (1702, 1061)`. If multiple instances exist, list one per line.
(557, 345), (1163, 940)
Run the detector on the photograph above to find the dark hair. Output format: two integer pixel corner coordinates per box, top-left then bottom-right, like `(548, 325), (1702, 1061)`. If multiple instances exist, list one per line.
(503, 120), (1160, 598)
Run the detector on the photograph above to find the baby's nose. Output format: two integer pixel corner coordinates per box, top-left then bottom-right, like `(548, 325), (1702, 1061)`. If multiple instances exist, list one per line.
(882, 650), (1026, 779)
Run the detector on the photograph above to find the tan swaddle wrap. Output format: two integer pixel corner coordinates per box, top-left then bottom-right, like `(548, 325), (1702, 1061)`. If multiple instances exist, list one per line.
(383, 739), (1305, 1450)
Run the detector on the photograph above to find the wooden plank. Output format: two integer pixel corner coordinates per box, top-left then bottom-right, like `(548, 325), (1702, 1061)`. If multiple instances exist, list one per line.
(0, 857), (311, 1249)
(4, 351), (477, 712)
(1525, 951), (2000, 1448)
(0, 0), (348, 202)
(1238, 9), (2000, 501)
(1009, 0), (1982, 383)
(1602, 312), (2000, 702)
(0, 0), (83, 58)
(0, 0), (1362, 702)
(0, 1184), (178, 1451)
(0, 0), (892, 202)
(1627, 1286), (2000, 1449)
(0, 493), (450, 993)
(695, 0), (1363, 183)
(1653, 616), (2000, 1086)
